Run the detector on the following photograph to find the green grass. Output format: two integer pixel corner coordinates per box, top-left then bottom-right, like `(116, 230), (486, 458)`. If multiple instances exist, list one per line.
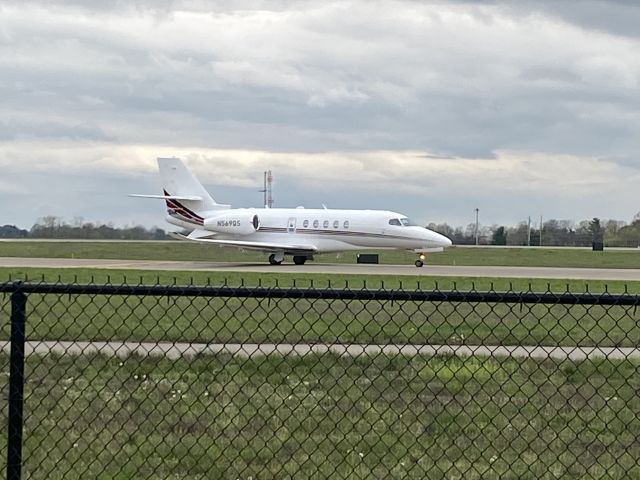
(0, 352), (638, 479)
(3, 246), (638, 479)
(1, 262), (637, 478)
(13, 292), (640, 347)
(2, 241), (640, 268)
(2, 268), (640, 348)
(3, 266), (640, 292)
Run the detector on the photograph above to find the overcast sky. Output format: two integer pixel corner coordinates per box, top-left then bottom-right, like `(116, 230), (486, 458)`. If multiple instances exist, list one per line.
(2, 0), (640, 229)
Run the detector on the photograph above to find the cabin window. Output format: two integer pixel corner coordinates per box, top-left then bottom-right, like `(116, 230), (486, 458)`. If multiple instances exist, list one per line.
(313, 220), (319, 228)
(333, 220), (339, 229)
(343, 220), (350, 229)
(323, 220), (329, 228)
(388, 218), (402, 226)
(303, 220), (309, 228)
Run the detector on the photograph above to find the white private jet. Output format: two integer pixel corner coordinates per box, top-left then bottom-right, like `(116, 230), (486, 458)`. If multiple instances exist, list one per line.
(132, 158), (452, 267)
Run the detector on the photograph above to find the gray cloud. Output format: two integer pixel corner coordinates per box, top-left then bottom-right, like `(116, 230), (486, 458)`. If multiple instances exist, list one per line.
(1, 1), (640, 227)
(522, 1), (640, 39)
(444, 1), (640, 39)
(0, 118), (113, 142)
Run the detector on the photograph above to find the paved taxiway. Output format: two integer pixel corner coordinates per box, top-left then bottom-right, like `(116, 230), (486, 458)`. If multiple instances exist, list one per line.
(1, 340), (638, 361)
(2, 256), (640, 280)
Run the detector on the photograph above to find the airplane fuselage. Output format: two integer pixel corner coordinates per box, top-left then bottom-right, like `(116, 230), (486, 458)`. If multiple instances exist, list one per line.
(135, 157), (452, 266)
(167, 207), (452, 254)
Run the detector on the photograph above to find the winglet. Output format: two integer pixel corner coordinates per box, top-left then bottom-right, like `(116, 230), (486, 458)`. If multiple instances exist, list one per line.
(187, 229), (215, 240)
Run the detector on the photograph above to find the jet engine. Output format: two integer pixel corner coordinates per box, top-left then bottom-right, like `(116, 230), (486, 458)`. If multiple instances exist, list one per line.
(204, 211), (259, 235)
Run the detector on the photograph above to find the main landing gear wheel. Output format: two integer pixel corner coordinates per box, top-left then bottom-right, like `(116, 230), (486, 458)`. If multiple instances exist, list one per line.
(293, 256), (307, 265)
(268, 254), (282, 265)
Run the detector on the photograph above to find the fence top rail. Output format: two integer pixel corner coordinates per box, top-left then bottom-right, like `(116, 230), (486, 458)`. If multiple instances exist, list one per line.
(1, 281), (639, 305)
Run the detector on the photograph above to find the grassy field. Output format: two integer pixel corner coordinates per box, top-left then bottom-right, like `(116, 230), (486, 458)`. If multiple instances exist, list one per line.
(0, 352), (637, 479)
(2, 267), (640, 347)
(1, 241), (640, 268)
(2, 267), (638, 478)
(3, 266), (640, 292)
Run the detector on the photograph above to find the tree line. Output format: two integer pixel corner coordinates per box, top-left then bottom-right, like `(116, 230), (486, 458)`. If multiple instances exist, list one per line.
(0, 216), (166, 240)
(428, 214), (640, 247)
(2, 214), (640, 246)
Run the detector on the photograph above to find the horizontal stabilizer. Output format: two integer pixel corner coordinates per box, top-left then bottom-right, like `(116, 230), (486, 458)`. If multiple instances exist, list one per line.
(129, 194), (203, 201)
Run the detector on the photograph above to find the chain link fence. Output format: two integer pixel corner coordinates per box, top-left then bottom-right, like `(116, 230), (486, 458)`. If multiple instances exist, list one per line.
(2, 280), (640, 479)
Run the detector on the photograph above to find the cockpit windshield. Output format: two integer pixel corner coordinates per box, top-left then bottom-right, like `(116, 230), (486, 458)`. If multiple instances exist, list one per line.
(389, 218), (419, 226)
(400, 217), (418, 226)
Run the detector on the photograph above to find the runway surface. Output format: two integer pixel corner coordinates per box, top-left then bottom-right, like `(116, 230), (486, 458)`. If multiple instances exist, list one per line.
(2, 256), (640, 280)
(1, 340), (638, 361)
(2, 239), (637, 251)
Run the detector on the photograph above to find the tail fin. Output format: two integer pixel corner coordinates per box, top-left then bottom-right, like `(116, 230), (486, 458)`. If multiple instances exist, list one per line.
(158, 157), (218, 208)
(131, 157), (229, 226)
(158, 157), (228, 226)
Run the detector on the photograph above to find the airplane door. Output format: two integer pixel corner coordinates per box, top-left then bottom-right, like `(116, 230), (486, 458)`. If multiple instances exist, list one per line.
(287, 217), (296, 233)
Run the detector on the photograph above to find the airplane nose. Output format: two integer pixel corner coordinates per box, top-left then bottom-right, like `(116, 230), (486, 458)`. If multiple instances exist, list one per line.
(424, 228), (452, 247)
(439, 233), (453, 247)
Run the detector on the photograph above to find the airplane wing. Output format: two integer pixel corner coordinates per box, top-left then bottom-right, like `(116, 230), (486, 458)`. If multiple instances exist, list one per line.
(171, 232), (318, 254)
(167, 230), (213, 240)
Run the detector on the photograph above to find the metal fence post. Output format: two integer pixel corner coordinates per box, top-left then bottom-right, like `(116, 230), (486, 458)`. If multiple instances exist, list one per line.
(7, 285), (26, 480)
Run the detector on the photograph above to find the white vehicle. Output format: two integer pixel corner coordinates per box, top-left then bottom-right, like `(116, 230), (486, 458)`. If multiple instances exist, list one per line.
(133, 158), (452, 267)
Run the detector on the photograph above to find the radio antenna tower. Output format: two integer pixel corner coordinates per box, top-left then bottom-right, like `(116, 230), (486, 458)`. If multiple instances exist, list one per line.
(260, 170), (274, 208)
(267, 170), (274, 208)
(260, 171), (267, 207)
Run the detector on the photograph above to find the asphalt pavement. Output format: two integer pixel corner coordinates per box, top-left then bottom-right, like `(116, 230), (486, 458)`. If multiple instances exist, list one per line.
(1, 340), (637, 361)
(2, 256), (640, 280)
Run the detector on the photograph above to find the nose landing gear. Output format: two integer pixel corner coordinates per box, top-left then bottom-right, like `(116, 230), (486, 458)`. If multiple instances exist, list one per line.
(415, 254), (426, 268)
